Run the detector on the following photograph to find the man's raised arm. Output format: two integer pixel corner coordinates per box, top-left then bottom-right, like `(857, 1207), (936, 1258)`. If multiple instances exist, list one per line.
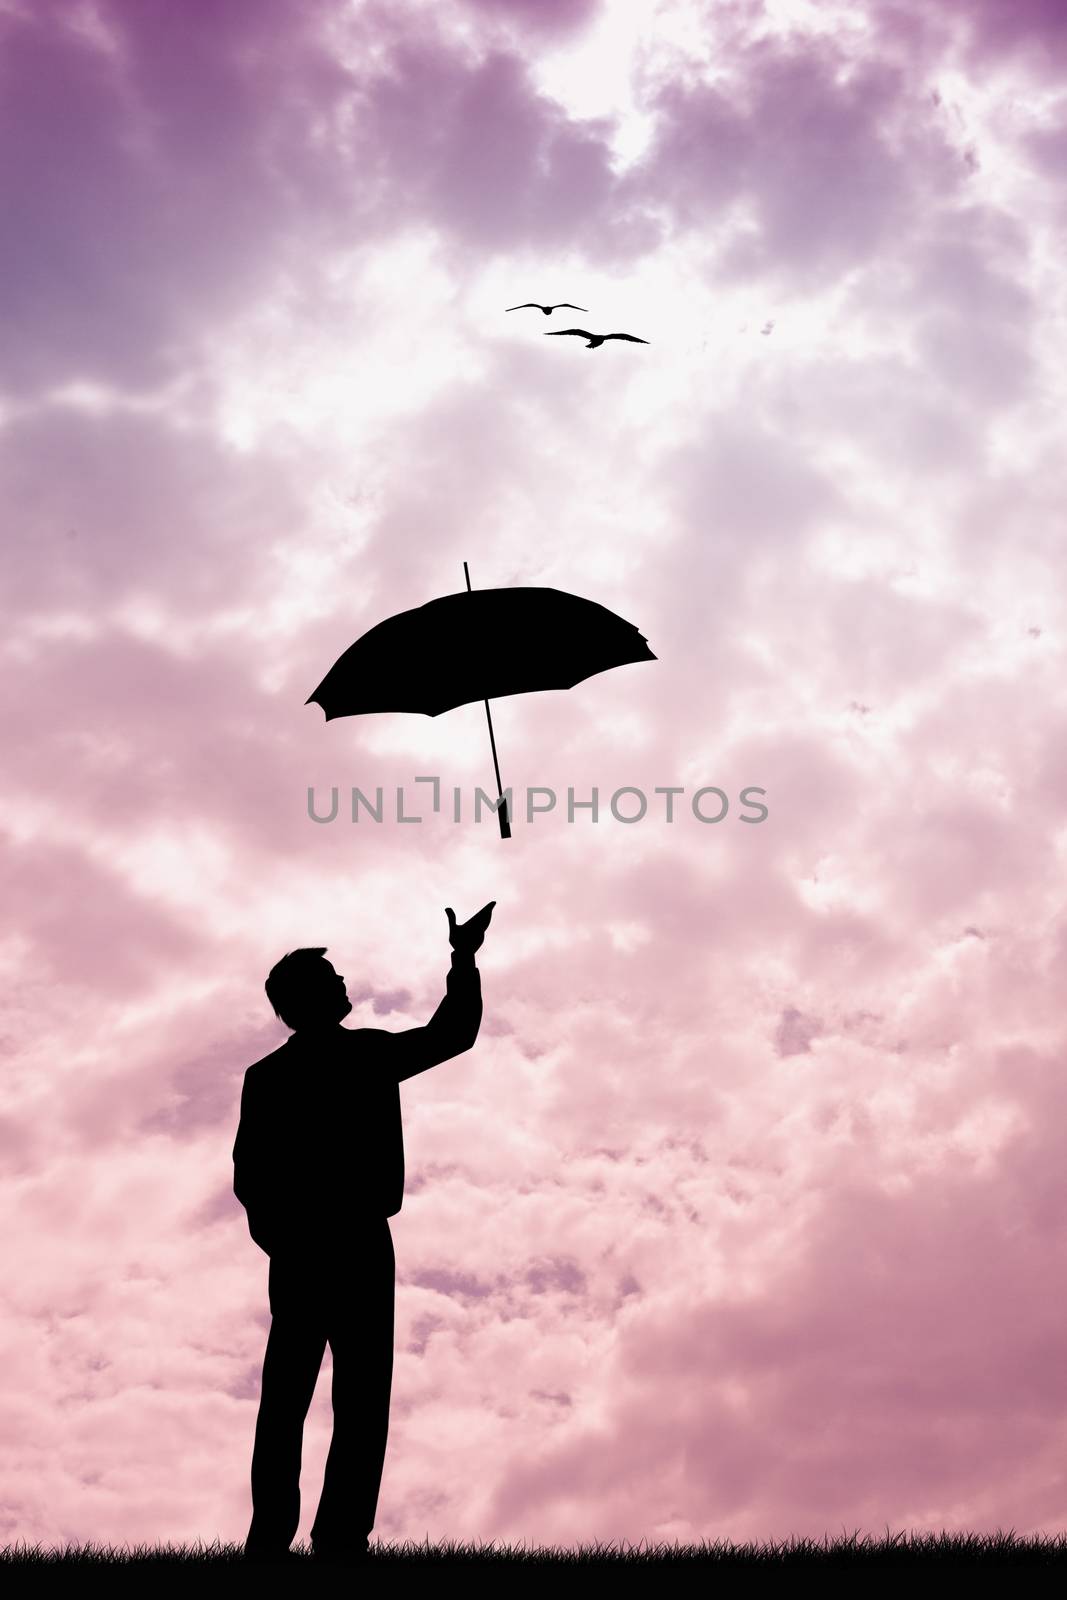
(389, 902), (494, 1084)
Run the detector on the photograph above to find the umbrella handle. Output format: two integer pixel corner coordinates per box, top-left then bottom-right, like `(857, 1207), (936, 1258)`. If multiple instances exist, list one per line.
(482, 696), (511, 839)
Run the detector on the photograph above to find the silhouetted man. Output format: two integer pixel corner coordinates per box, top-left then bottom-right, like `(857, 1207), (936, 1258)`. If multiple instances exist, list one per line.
(233, 900), (494, 1565)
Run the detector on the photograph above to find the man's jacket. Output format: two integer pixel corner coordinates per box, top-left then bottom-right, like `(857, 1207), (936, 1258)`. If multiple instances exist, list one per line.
(233, 950), (481, 1255)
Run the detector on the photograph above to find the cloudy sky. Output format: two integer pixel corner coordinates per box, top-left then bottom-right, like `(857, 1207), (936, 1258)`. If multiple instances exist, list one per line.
(3, 0), (1067, 1554)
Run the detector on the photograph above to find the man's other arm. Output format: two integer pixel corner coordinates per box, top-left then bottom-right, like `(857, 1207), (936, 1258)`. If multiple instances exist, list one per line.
(232, 1069), (286, 1255)
(387, 949), (483, 1084)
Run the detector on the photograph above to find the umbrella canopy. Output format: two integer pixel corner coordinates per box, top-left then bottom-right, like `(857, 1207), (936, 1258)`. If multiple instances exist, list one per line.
(306, 575), (656, 839)
(306, 587), (656, 720)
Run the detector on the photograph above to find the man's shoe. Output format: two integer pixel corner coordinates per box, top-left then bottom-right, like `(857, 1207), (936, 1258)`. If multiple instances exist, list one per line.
(242, 1545), (299, 1564)
(311, 1540), (370, 1565)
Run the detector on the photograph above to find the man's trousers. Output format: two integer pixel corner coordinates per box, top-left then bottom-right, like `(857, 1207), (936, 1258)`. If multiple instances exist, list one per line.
(244, 1217), (395, 1555)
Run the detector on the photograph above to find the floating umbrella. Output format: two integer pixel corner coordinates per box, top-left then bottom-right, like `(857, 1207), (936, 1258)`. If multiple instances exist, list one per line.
(306, 566), (656, 839)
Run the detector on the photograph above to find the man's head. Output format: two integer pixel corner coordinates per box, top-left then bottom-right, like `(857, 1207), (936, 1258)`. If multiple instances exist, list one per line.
(265, 947), (352, 1033)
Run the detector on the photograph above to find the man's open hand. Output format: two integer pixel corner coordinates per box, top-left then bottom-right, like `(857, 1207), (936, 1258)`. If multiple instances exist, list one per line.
(446, 900), (495, 956)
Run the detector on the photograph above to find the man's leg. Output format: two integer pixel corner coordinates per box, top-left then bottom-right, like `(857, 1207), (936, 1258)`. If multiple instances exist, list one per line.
(245, 1256), (328, 1556)
(310, 1219), (396, 1554)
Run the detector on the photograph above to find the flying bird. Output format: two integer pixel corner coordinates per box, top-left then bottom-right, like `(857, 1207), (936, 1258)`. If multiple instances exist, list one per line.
(544, 329), (649, 349)
(506, 301), (588, 315)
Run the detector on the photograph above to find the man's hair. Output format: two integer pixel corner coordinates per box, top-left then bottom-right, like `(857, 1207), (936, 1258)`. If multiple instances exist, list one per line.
(265, 946), (330, 1031)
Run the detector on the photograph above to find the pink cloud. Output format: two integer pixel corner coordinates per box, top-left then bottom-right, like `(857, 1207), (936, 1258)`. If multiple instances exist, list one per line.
(462, 0), (600, 34)
(0, 0), (354, 394)
(632, 41), (964, 287)
(2, 0), (1067, 1557)
(943, 0), (1067, 64)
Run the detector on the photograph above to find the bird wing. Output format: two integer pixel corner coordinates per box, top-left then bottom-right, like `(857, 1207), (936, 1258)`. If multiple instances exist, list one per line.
(544, 328), (594, 338)
(604, 333), (650, 343)
(506, 303), (542, 311)
(553, 303), (589, 312)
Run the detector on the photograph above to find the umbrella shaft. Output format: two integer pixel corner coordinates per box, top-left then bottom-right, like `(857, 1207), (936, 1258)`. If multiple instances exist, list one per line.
(483, 697), (504, 796)
(467, 560), (511, 837)
(467, 559), (505, 789)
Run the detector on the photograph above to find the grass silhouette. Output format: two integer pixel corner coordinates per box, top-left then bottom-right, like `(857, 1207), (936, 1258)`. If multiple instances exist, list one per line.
(3, 1530), (1067, 1568)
